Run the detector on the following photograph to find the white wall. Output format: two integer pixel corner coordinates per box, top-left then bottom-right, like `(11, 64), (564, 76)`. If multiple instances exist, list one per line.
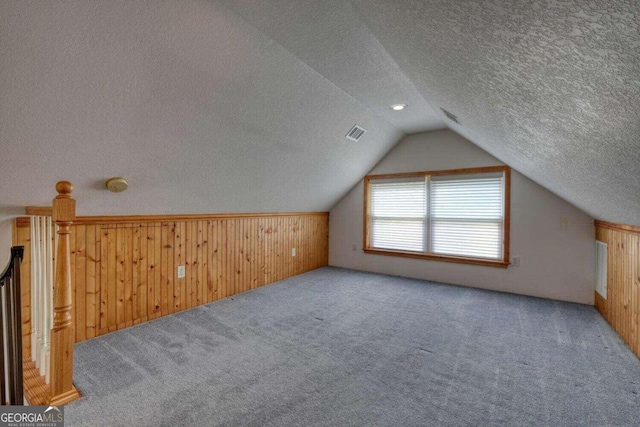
(0, 221), (12, 269)
(330, 130), (595, 304)
(0, 1), (404, 218)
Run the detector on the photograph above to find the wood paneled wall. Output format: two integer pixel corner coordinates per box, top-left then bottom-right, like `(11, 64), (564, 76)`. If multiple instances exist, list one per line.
(16, 213), (328, 353)
(595, 220), (640, 359)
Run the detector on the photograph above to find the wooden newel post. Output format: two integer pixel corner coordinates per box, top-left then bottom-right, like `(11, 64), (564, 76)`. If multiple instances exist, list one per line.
(49, 181), (80, 405)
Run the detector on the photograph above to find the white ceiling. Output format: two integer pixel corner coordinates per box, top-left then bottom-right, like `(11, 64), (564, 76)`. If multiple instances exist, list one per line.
(351, 0), (640, 225)
(219, 0), (443, 134)
(1, 1), (639, 225)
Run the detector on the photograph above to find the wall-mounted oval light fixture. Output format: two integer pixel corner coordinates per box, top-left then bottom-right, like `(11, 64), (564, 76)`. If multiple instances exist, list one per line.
(391, 104), (406, 111)
(105, 177), (128, 193)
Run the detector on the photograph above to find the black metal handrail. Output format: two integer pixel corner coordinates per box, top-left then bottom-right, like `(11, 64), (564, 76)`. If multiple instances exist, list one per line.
(0, 246), (24, 405)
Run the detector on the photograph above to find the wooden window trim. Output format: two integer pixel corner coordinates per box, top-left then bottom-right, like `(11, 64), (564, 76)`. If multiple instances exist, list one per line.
(363, 165), (511, 268)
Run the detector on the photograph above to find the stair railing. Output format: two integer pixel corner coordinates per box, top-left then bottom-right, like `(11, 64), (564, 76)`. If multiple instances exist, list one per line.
(0, 246), (25, 405)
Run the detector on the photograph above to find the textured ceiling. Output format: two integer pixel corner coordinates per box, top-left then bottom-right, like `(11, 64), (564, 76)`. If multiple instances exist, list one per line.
(352, 0), (640, 225)
(1, 0), (639, 226)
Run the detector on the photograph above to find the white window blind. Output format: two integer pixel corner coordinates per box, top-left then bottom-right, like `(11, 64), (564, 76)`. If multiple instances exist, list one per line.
(430, 174), (504, 259)
(370, 179), (426, 252)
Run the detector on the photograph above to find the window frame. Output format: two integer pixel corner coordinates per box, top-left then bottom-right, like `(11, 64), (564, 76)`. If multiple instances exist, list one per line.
(363, 165), (511, 268)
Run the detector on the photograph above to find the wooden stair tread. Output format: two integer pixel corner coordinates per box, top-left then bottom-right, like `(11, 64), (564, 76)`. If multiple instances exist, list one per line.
(23, 358), (50, 406)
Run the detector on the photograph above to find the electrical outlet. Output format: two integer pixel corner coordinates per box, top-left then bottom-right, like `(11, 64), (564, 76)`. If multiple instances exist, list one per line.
(352, 244), (357, 251)
(177, 265), (185, 278)
(291, 247), (296, 257)
(511, 256), (520, 267)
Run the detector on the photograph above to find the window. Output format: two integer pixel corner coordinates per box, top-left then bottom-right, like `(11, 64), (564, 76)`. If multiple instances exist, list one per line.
(370, 179), (426, 252)
(364, 166), (510, 268)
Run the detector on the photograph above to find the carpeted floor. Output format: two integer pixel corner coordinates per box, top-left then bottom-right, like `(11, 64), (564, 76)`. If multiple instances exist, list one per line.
(66, 267), (640, 426)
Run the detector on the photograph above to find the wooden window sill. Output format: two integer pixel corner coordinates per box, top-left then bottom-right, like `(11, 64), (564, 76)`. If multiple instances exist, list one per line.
(363, 248), (509, 268)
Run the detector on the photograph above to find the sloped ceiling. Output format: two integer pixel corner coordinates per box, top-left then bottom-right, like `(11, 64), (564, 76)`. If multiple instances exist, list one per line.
(1, 1), (639, 226)
(0, 0), (438, 219)
(351, 0), (640, 225)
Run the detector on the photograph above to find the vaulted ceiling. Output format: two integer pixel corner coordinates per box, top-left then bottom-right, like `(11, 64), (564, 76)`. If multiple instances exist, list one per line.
(1, 1), (638, 225)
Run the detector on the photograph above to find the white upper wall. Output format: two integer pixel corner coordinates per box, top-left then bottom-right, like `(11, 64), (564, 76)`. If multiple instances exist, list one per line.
(0, 0), (410, 222)
(0, 221), (11, 269)
(330, 130), (595, 304)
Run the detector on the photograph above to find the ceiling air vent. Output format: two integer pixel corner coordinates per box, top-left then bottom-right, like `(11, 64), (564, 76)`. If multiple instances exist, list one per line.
(440, 108), (460, 124)
(346, 125), (366, 142)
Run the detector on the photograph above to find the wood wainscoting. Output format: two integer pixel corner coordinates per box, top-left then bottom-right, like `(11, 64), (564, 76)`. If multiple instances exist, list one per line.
(15, 212), (329, 353)
(594, 220), (640, 359)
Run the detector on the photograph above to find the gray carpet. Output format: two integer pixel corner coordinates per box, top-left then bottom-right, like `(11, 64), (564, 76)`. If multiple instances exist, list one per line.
(66, 267), (640, 426)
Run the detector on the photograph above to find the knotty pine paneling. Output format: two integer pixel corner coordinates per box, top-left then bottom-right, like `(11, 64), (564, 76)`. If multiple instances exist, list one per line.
(595, 221), (640, 359)
(16, 213), (328, 350)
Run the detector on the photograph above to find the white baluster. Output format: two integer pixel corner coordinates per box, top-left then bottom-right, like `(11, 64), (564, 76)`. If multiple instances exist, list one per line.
(40, 217), (50, 380)
(29, 215), (58, 383)
(44, 217), (53, 383)
(30, 216), (37, 363)
(33, 216), (41, 369)
(38, 217), (47, 376)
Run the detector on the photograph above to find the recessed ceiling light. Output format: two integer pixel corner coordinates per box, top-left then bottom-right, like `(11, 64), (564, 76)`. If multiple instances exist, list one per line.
(391, 104), (406, 111)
